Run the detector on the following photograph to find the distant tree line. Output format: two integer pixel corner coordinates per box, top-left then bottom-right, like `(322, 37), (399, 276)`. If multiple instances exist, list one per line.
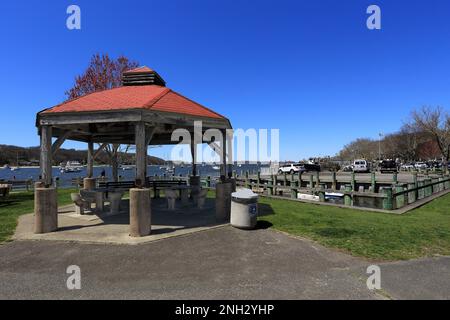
(337, 106), (450, 165)
(0, 145), (164, 166)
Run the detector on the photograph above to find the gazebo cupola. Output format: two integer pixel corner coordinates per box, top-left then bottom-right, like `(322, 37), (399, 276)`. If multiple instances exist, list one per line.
(121, 66), (166, 87)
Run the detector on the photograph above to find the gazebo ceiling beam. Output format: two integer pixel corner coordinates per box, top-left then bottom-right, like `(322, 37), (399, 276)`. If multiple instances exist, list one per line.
(39, 110), (231, 129)
(51, 130), (72, 156)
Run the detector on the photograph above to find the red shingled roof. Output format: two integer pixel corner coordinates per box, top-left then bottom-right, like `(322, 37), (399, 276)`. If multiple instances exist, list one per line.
(42, 85), (225, 119)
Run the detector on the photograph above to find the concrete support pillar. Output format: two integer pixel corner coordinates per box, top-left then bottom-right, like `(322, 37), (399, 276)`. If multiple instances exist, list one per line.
(83, 177), (96, 190)
(215, 181), (232, 222)
(34, 187), (57, 233)
(129, 188), (151, 237)
(40, 125), (53, 186)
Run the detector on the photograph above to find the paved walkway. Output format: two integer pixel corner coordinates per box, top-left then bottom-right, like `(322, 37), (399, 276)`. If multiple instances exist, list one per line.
(0, 226), (448, 299)
(14, 198), (224, 244)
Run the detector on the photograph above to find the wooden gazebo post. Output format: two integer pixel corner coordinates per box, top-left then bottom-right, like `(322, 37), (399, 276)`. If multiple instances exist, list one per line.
(83, 140), (96, 190)
(40, 125), (53, 186)
(220, 128), (227, 179)
(129, 121), (151, 237)
(35, 125), (58, 233)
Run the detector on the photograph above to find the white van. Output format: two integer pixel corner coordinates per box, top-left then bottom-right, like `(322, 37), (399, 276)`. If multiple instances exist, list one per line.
(353, 159), (370, 173)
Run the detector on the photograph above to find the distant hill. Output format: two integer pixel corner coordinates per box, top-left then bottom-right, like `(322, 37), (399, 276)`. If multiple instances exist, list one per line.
(0, 144), (165, 166)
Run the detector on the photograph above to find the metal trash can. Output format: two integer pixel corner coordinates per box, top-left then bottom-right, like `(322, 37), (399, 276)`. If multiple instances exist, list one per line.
(230, 188), (258, 229)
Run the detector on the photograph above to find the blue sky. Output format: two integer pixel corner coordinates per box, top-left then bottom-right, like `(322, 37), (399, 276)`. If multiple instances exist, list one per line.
(1, 0), (449, 161)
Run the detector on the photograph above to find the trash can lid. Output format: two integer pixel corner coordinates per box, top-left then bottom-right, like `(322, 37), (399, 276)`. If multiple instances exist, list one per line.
(232, 188), (258, 200)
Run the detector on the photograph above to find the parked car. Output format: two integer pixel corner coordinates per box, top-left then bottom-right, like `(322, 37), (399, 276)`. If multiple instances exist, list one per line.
(400, 163), (414, 171)
(342, 165), (353, 172)
(278, 163), (302, 174)
(380, 160), (397, 173)
(428, 161), (442, 169)
(352, 159), (370, 173)
(303, 163), (321, 172)
(414, 162), (428, 170)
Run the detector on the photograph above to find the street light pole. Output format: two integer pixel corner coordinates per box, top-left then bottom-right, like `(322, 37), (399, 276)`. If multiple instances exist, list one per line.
(378, 132), (383, 160)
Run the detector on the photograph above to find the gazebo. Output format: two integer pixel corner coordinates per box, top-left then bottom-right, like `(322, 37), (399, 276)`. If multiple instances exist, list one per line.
(35, 66), (233, 237)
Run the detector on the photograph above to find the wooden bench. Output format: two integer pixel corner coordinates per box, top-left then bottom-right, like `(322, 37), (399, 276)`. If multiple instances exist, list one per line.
(0, 180), (32, 191)
(0, 184), (12, 197)
(98, 181), (136, 190)
(71, 178), (84, 188)
(148, 179), (188, 198)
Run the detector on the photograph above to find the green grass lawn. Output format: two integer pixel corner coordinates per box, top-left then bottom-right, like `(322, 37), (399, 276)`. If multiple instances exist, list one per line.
(0, 188), (76, 243)
(259, 193), (450, 261)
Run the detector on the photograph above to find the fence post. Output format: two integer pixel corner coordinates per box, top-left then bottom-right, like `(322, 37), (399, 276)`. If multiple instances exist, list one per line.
(245, 171), (249, 188)
(371, 171), (376, 192)
(395, 185), (405, 209)
(351, 172), (356, 191)
(257, 171), (261, 190)
(431, 178), (438, 194)
(272, 174), (277, 195)
(408, 183), (416, 204)
(267, 176), (273, 196)
(283, 172), (287, 187)
(438, 177), (444, 192)
(382, 188), (393, 210)
(291, 179), (298, 199)
(425, 179), (432, 197)
(344, 184), (352, 206)
(309, 175), (314, 189)
(331, 171), (337, 190)
(206, 176), (211, 188)
(417, 181), (424, 199)
(413, 172), (418, 200)
(318, 184), (325, 202)
(392, 172), (398, 185)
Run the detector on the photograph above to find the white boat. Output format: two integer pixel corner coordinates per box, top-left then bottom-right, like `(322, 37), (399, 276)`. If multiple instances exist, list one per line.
(61, 167), (81, 173)
(10, 166), (20, 171)
(212, 165), (220, 170)
(2, 164), (10, 170)
(60, 161), (82, 173)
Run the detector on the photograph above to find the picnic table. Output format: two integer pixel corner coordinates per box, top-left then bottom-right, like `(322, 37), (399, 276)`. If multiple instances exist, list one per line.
(167, 185), (192, 205)
(81, 188), (125, 215)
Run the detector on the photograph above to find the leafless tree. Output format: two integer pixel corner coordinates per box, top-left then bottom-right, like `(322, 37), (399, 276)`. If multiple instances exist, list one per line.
(410, 106), (450, 169)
